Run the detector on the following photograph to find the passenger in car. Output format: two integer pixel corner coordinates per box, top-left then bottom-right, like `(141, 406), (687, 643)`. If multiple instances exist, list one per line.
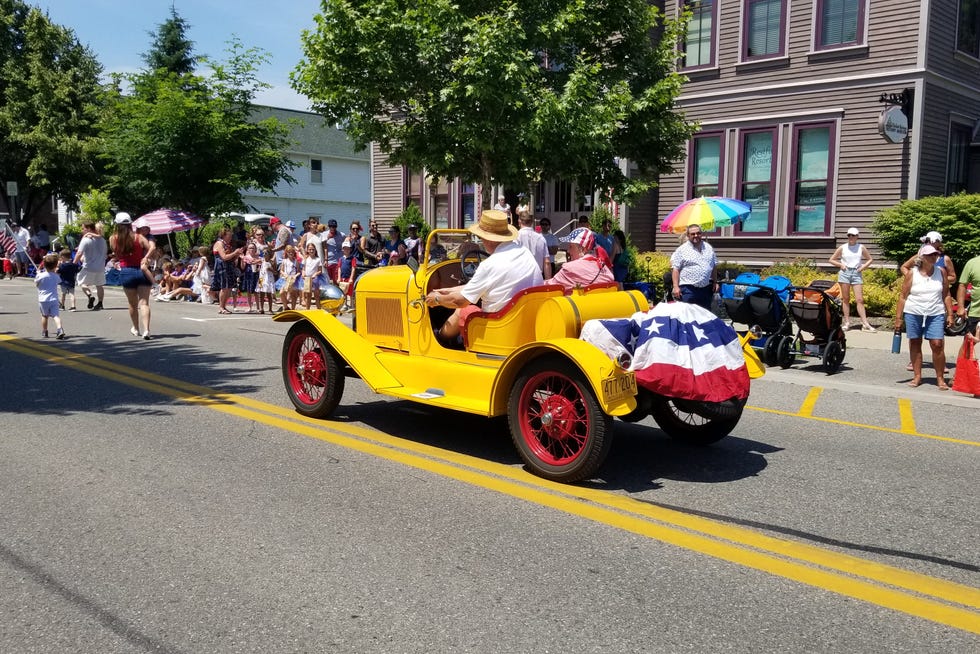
(424, 210), (542, 347)
(549, 228), (614, 293)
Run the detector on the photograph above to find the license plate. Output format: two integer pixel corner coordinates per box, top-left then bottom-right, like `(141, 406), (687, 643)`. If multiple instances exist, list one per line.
(602, 371), (637, 404)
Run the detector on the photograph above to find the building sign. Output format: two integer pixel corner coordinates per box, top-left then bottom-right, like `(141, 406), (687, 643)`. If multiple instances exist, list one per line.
(878, 106), (909, 143)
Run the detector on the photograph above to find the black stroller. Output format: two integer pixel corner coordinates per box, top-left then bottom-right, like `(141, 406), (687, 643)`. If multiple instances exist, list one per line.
(787, 280), (847, 374)
(720, 273), (796, 368)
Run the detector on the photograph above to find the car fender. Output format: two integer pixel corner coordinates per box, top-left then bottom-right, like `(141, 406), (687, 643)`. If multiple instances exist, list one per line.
(274, 309), (401, 391)
(491, 338), (637, 417)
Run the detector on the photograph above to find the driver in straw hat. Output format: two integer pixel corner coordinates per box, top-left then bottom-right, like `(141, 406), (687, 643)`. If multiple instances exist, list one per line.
(425, 209), (543, 347)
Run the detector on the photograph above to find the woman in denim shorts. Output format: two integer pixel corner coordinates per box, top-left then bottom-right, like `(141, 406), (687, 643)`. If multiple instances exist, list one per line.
(829, 227), (876, 332)
(895, 244), (953, 389)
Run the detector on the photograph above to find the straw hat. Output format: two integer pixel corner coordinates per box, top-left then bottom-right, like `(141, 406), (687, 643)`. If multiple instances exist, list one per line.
(468, 209), (518, 242)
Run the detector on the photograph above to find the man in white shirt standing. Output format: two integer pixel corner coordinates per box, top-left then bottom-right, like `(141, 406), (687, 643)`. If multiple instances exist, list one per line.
(425, 209), (542, 347)
(670, 224), (718, 309)
(515, 211), (551, 279)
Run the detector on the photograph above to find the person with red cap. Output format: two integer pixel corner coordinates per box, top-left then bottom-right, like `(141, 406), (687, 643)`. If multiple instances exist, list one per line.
(549, 227), (613, 292)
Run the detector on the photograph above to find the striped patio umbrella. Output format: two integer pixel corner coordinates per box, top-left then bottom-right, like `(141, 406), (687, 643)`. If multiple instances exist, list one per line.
(133, 208), (205, 235)
(660, 196), (752, 234)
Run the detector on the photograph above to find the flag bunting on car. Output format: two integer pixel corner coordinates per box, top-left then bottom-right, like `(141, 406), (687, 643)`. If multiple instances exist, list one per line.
(580, 302), (751, 403)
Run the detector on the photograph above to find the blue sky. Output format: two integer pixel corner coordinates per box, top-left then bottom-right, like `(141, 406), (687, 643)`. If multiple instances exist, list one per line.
(35, 0), (323, 111)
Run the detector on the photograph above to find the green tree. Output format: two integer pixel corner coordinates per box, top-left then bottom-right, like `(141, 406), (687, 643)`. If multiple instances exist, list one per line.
(142, 6), (197, 76)
(292, 0), (695, 206)
(100, 11), (295, 217)
(871, 194), (980, 265)
(0, 0), (105, 220)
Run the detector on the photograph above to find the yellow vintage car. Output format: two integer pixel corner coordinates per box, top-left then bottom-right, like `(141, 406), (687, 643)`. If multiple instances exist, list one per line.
(275, 230), (762, 483)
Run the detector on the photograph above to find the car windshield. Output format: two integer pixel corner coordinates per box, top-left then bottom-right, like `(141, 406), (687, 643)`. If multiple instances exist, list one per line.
(423, 230), (481, 267)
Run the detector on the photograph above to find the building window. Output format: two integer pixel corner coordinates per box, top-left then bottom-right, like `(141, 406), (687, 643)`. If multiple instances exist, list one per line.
(310, 158), (323, 184)
(789, 123), (834, 235)
(947, 124), (972, 195)
(461, 183), (476, 225)
(434, 177), (450, 228)
(534, 181), (547, 214)
(744, 0), (785, 59)
(687, 132), (725, 234)
(405, 169), (423, 208)
(737, 129), (776, 234)
(958, 0), (980, 58)
(816, 0), (865, 49)
(553, 180), (573, 213)
(681, 0), (716, 69)
(689, 132), (724, 198)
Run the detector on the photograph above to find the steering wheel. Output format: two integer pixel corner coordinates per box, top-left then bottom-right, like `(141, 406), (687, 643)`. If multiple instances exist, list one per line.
(460, 248), (490, 281)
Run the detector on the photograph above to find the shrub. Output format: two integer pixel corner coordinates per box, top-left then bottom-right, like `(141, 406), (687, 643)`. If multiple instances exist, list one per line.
(760, 258), (823, 287)
(872, 194), (980, 265)
(392, 204), (429, 242)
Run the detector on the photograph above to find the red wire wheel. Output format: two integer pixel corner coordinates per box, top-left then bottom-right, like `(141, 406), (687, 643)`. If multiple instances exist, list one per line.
(282, 322), (345, 418)
(508, 356), (612, 483)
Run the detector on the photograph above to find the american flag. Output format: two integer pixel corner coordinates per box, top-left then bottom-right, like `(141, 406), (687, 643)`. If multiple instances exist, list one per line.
(0, 222), (18, 257)
(580, 302), (751, 403)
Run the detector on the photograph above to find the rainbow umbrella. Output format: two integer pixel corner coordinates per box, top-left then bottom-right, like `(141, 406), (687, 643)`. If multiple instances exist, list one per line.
(660, 196), (751, 234)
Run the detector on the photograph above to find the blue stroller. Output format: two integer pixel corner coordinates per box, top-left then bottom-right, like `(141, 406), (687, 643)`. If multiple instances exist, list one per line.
(720, 273), (795, 368)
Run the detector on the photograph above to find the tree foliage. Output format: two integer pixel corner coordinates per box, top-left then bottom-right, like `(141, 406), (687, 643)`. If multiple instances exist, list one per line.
(100, 12), (295, 217)
(0, 0), (105, 219)
(292, 0), (695, 205)
(871, 194), (980, 265)
(142, 6), (197, 76)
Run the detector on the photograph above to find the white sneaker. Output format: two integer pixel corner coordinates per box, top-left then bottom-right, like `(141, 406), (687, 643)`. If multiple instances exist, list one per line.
(130, 327), (139, 337)
(142, 332), (151, 341)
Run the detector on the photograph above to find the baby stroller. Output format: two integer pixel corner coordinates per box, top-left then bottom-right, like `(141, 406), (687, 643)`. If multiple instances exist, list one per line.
(787, 280), (847, 374)
(720, 273), (795, 368)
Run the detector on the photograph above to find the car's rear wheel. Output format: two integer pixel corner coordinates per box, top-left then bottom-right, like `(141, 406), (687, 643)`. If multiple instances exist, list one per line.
(649, 396), (743, 445)
(282, 321), (345, 418)
(508, 356), (612, 483)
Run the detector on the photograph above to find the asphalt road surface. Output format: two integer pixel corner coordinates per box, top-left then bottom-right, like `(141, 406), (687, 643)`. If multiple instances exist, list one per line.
(1, 279), (978, 653)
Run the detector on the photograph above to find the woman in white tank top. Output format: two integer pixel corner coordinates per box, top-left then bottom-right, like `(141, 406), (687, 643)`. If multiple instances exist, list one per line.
(828, 228), (875, 331)
(894, 244), (953, 389)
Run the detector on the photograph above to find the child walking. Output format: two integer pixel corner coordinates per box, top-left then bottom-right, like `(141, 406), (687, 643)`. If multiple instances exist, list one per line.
(278, 245), (300, 311)
(302, 242), (322, 310)
(56, 249), (79, 311)
(36, 253), (66, 339)
(256, 248), (276, 314)
(241, 242), (260, 312)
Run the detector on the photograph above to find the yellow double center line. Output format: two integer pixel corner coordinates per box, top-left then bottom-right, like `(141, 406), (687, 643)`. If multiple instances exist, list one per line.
(3, 334), (979, 635)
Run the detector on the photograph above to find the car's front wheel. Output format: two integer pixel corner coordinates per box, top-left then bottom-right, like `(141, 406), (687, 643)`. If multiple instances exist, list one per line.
(508, 356), (612, 483)
(282, 321), (345, 418)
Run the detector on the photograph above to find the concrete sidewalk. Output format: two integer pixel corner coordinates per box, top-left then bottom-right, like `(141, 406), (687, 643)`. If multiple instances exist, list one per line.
(843, 323), (966, 360)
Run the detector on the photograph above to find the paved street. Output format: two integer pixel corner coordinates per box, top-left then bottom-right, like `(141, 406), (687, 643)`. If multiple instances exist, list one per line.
(1, 278), (978, 653)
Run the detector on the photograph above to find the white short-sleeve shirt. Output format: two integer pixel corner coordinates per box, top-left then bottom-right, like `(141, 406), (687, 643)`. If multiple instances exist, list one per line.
(461, 241), (544, 313)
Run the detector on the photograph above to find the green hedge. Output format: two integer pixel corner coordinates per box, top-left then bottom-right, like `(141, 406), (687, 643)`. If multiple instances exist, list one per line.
(871, 194), (980, 265)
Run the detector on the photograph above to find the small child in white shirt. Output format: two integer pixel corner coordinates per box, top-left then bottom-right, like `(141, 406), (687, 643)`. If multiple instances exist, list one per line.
(35, 253), (66, 339)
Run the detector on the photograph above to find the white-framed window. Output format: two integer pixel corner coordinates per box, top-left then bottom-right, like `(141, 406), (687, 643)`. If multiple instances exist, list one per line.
(310, 158), (323, 184)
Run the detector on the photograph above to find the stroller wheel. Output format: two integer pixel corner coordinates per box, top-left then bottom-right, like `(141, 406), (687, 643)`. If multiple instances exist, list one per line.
(777, 335), (796, 369)
(823, 340), (844, 374)
(763, 336), (781, 366)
